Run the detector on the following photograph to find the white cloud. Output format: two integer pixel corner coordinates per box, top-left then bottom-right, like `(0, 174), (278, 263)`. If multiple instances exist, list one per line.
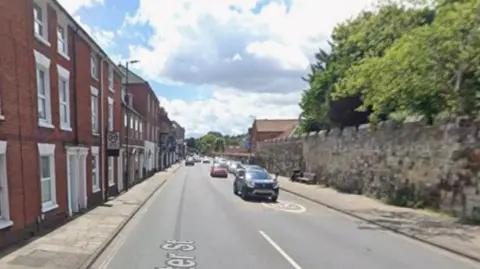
(57, 0), (105, 14)
(121, 0), (376, 136)
(159, 89), (302, 137)
(54, 0), (377, 136)
(57, 0), (115, 51)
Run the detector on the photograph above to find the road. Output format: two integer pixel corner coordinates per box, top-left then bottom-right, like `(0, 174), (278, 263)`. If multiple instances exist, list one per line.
(91, 163), (480, 269)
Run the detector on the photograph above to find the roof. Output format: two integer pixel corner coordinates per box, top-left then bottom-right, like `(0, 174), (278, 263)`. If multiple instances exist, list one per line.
(52, 1), (124, 76)
(276, 123), (300, 139)
(118, 65), (148, 84)
(254, 119), (299, 133)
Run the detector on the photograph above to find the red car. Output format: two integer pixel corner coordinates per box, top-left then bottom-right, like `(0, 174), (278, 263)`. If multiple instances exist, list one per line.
(210, 163), (228, 178)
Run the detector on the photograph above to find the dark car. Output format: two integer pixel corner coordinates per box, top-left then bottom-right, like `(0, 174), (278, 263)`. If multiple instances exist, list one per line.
(233, 168), (279, 202)
(185, 157), (195, 166)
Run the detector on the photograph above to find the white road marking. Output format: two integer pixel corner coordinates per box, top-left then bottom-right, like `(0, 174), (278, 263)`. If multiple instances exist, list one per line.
(259, 230), (303, 269)
(261, 200), (306, 213)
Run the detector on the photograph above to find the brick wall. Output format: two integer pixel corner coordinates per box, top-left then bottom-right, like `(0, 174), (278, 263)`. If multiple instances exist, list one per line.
(0, 0), (124, 248)
(258, 117), (480, 221)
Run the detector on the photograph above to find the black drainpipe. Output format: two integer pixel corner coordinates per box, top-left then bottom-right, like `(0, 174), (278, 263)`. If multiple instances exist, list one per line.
(9, 19), (28, 231)
(72, 26), (80, 145)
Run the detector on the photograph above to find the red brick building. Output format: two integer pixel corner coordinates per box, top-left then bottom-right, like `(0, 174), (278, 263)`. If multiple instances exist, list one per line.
(249, 119), (299, 153)
(0, 0), (124, 248)
(119, 66), (161, 180)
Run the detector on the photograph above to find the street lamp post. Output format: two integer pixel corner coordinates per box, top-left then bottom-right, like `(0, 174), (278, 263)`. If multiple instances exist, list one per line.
(124, 60), (139, 192)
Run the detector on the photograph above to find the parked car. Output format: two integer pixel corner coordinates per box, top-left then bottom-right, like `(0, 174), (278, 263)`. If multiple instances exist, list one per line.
(228, 161), (242, 174)
(210, 162), (229, 178)
(233, 167), (279, 202)
(185, 157), (195, 166)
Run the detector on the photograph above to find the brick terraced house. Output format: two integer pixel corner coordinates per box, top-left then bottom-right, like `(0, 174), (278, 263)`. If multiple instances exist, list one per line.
(0, 0), (125, 249)
(119, 66), (161, 180)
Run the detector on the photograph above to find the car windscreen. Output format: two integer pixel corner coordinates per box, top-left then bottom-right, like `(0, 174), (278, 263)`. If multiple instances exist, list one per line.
(214, 163), (228, 168)
(246, 170), (270, 180)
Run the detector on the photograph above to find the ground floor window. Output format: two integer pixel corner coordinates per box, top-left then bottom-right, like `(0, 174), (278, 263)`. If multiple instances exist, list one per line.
(0, 141), (12, 228)
(38, 143), (57, 212)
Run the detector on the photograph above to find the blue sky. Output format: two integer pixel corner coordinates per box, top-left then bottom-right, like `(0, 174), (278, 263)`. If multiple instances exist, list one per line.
(63, 0), (372, 137)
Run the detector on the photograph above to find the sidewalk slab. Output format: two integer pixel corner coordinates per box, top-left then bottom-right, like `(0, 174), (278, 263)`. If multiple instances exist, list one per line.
(277, 176), (480, 262)
(0, 164), (181, 269)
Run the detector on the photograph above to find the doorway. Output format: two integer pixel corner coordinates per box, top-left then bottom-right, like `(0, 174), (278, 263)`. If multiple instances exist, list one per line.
(117, 149), (124, 192)
(66, 147), (88, 216)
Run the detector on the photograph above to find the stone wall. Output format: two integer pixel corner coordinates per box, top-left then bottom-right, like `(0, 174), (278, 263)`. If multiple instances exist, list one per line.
(257, 117), (480, 221)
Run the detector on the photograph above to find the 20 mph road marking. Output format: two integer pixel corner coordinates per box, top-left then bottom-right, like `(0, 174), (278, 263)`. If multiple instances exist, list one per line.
(259, 230), (303, 269)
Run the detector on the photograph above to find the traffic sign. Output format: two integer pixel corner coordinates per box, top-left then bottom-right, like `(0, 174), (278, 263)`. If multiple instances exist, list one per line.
(107, 131), (120, 150)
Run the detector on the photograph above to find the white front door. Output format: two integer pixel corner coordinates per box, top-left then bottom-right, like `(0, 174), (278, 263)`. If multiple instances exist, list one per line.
(66, 149), (88, 216)
(66, 153), (75, 216)
(117, 150), (124, 192)
(68, 154), (79, 215)
(78, 153), (87, 209)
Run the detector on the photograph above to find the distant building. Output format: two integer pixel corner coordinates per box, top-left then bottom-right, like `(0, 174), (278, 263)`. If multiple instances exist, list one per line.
(250, 119), (299, 153)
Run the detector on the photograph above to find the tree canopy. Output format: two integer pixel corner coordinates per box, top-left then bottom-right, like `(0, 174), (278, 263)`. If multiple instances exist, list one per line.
(186, 132), (246, 155)
(300, 0), (480, 132)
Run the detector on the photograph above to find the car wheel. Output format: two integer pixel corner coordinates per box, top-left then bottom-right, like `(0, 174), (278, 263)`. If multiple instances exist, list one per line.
(233, 184), (238, 195)
(271, 195), (278, 203)
(241, 187), (249, 201)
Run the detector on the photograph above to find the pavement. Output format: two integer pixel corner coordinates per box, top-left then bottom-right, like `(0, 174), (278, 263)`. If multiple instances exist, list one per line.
(89, 164), (480, 269)
(276, 175), (480, 262)
(0, 163), (181, 269)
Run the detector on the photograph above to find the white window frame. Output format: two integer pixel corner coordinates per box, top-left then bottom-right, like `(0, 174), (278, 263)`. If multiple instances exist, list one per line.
(108, 97), (114, 131)
(0, 141), (12, 229)
(91, 86), (99, 134)
(91, 146), (100, 192)
(57, 24), (69, 60)
(35, 50), (53, 129)
(57, 65), (71, 131)
(139, 122), (143, 139)
(38, 143), (58, 213)
(108, 157), (114, 186)
(108, 66), (114, 91)
(90, 54), (98, 79)
(33, 1), (50, 47)
(124, 113), (127, 127)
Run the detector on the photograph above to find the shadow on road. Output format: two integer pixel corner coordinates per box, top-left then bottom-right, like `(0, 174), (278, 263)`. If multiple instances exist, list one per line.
(352, 209), (480, 242)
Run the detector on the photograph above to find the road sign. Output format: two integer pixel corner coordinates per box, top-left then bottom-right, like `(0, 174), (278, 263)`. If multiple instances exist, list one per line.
(107, 131), (120, 150)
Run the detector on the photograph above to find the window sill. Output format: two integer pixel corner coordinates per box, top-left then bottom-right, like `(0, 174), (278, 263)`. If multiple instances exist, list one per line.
(92, 187), (101, 193)
(0, 219), (13, 230)
(58, 51), (70, 61)
(109, 87), (114, 93)
(60, 125), (72, 132)
(42, 203), (59, 213)
(92, 75), (99, 81)
(34, 34), (51, 47)
(108, 182), (115, 187)
(0, 115), (5, 121)
(39, 121), (55, 129)
(92, 133), (100, 136)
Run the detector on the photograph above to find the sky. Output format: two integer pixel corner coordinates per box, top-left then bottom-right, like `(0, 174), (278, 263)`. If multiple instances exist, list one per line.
(58, 0), (376, 138)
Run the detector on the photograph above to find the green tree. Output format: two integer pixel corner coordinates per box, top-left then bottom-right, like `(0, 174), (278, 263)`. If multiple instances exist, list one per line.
(214, 138), (226, 152)
(334, 0), (480, 123)
(300, 0), (436, 132)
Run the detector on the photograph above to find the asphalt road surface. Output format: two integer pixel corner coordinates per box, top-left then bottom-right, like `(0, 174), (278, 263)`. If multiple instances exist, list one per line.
(91, 163), (480, 269)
